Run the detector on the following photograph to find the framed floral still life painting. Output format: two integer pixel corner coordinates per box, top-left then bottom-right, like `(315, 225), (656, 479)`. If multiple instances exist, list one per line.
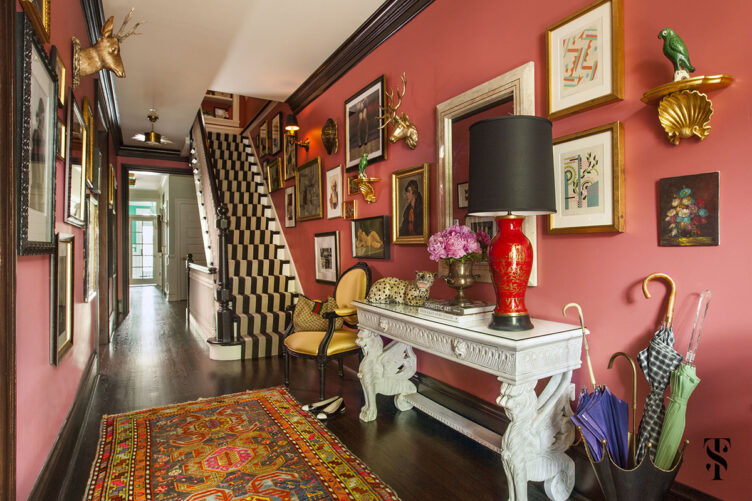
(546, 0), (623, 120)
(51, 233), (74, 365)
(16, 12), (58, 255)
(295, 157), (322, 221)
(314, 231), (339, 284)
(548, 122), (625, 234)
(392, 163), (429, 245)
(658, 172), (719, 247)
(345, 75), (386, 171)
(326, 165), (343, 219)
(352, 216), (389, 260)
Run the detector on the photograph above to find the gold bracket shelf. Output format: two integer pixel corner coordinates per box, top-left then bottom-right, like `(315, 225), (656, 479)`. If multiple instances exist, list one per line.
(353, 177), (380, 203)
(642, 74), (733, 145)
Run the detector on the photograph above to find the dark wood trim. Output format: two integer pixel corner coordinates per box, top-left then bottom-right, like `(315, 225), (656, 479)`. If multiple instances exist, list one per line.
(286, 0), (434, 113)
(240, 99), (272, 136)
(0, 0), (17, 496)
(119, 162), (129, 317)
(28, 354), (98, 501)
(123, 164), (192, 176)
(118, 145), (187, 163)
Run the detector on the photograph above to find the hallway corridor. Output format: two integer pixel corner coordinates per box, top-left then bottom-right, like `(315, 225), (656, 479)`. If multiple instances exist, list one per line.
(61, 286), (531, 500)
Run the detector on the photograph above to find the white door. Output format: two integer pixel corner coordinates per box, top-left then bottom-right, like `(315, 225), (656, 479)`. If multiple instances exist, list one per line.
(130, 215), (157, 285)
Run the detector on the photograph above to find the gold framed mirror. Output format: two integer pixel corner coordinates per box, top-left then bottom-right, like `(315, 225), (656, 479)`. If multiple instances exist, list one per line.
(435, 62), (536, 284)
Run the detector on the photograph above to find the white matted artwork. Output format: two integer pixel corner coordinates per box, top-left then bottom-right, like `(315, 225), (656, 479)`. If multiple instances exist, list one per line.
(326, 165), (343, 219)
(284, 186), (295, 228)
(464, 215), (538, 287)
(314, 231), (339, 284)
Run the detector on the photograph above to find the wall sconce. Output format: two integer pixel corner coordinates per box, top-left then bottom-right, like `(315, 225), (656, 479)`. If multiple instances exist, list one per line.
(284, 114), (310, 152)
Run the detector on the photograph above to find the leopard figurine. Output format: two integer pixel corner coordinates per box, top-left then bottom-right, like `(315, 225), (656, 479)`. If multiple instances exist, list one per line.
(366, 271), (436, 306)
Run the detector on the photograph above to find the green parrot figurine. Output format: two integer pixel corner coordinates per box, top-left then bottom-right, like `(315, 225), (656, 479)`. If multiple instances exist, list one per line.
(658, 28), (696, 74)
(358, 152), (369, 178)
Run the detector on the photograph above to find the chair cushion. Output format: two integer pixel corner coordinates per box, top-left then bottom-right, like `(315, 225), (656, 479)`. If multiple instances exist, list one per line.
(284, 330), (359, 356)
(293, 296), (343, 332)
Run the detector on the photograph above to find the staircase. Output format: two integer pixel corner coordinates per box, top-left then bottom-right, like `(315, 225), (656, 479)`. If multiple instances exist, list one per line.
(206, 131), (298, 358)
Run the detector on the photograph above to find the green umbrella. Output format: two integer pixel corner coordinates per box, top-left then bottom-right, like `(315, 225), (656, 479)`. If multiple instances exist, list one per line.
(653, 363), (700, 468)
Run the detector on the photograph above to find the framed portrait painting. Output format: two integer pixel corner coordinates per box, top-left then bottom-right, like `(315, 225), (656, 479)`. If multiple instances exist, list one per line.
(16, 12), (58, 255)
(271, 112), (282, 154)
(546, 0), (623, 120)
(65, 91), (86, 227)
(392, 163), (429, 244)
(326, 165), (343, 219)
(283, 133), (297, 180)
(658, 172), (719, 247)
(548, 122), (625, 234)
(284, 186), (296, 228)
(295, 157), (322, 221)
(352, 216), (389, 260)
(267, 158), (282, 192)
(51, 233), (74, 365)
(314, 231), (339, 284)
(345, 75), (386, 171)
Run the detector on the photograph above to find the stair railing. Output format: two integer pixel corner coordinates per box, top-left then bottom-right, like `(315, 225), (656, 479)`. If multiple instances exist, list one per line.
(190, 111), (236, 346)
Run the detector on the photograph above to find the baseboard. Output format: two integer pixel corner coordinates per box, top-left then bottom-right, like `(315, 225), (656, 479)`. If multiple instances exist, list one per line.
(28, 353), (99, 501)
(410, 372), (716, 501)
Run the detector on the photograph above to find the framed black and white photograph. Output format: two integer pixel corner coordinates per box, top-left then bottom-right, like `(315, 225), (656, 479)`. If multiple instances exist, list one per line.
(84, 195), (99, 302)
(16, 12), (58, 255)
(345, 75), (386, 171)
(295, 157), (322, 221)
(267, 158), (282, 192)
(352, 215), (390, 260)
(259, 121), (268, 156)
(283, 134), (297, 180)
(457, 181), (469, 209)
(326, 165), (343, 219)
(65, 91), (86, 227)
(314, 231), (339, 284)
(271, 112), (282, 154)
(284, 186), (295, 228)
(51, 233), (74, 365)
(391, 163), (429, 245)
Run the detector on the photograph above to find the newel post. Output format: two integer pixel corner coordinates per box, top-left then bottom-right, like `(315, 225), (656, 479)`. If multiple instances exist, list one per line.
(214, 204), (235, 343)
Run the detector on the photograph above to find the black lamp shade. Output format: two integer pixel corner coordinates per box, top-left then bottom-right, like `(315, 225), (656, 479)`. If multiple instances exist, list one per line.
(285, 114), (299, 132)
(468, 116), (555, 216)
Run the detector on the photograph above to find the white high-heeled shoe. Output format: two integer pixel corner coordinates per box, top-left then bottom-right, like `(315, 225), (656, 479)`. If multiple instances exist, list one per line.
(316, 397), (345, 420)
(302, 395), (339, 412)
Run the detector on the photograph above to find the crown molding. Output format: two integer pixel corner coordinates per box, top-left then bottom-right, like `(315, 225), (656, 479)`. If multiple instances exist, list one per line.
(118, 144), (188, 163)
(286, 0), (434, 114)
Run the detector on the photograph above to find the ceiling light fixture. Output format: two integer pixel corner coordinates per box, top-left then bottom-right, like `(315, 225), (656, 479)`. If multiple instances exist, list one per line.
(131, 108), (173, 145)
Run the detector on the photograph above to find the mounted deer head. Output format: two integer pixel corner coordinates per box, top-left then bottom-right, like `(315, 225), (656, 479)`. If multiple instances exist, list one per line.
(378, 73), (419, 150)
(72, 8), (142, 89)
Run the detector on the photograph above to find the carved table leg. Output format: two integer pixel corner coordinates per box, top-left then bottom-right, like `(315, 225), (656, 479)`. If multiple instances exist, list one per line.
(357, 329), (418, 422)
(497, 371), (575, 501)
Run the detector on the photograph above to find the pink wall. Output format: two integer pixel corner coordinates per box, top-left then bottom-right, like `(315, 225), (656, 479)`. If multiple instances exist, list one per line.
(15, 1), (99, 499)
(270, 1), (751, 497)
(239, 96), (269, 130)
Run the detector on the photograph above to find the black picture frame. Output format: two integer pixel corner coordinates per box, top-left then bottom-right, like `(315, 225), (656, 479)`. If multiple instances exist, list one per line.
(295, 157), (323, 221)
(345, 74), (387, 171)
(16, 12), (58, 255)
(49, 44), (65, 108)
(271, 112), (282, 154)
(65, 90), (86, 227)
(351, 215), (390, 259)
(457, 181), (469, 209)
(314, 231), (340, 284)
(51, 233), (74, 365)
(283, 134), (296, 180)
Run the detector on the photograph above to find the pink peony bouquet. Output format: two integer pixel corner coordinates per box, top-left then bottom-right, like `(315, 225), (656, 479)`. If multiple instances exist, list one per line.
(427, 224), (484, 263)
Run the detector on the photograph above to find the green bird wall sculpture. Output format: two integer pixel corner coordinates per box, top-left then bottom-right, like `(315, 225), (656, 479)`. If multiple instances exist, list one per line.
(658, 28), (696, 74)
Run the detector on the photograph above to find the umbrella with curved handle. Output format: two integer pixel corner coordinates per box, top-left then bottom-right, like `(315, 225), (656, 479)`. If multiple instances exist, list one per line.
(608, 352), (638, 467)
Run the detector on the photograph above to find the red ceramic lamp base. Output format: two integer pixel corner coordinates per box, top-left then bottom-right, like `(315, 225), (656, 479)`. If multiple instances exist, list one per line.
(488, 215), (534, 331)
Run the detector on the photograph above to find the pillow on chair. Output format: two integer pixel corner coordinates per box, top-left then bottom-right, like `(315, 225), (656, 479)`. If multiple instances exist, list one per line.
(293, 296), (344, 332)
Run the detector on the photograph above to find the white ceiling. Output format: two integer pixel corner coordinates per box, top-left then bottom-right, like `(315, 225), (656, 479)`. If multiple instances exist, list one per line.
(131, 171), (167, 192)
(102, 0), (384, 151)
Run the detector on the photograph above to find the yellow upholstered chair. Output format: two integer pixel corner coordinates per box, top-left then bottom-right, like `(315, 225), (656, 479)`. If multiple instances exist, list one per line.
(283, 262), (371, 400)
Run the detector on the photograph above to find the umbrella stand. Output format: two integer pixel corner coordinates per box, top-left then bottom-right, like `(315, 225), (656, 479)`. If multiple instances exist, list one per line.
(580, 428), (689, 501)
(608, 352), (638, 467)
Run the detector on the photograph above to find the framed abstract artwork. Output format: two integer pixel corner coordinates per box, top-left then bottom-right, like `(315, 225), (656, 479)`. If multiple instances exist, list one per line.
(391, 163), (429, 245)
(16, 12), (58, 255)
(271, 112), (282, 154)
(283, 134), (297, 180)
(65, 91), (86, 227)
(295, 157), (322, 221)
(326, 165), (343, 219)
(284, 186), (296, 228)
(267, 158), (282, 192)
(345, 75), (386, 171)
(51, 233), (74, 365)
(658, 172), (719, 247)
(548, 122), (625, 234)
(351, 216), (389, 260)
(546, 0), (623, 120)
(314, 231), (339, 284)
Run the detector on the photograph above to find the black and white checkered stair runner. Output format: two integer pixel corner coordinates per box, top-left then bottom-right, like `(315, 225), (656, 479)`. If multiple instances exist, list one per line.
(207, 131), (296, 358)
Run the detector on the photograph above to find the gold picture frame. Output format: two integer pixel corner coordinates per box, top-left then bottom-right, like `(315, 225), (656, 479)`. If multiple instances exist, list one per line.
(20, 0), (50, 43)
(343, 199), (356, 220)
(82, 96), (95, 189)
(267, 157), (282, 192)
(546, 0), (623, 120)
(391, 163), (429, 245)
(295, 157), (323, 221)
(548, 121), (625, 234)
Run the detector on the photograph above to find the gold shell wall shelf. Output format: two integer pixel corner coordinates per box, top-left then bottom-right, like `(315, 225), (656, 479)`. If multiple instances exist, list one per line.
(642, 75), (733, 145)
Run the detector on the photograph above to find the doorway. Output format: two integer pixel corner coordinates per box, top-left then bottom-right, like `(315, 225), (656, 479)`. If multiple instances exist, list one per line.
(130, 212), (158, 285)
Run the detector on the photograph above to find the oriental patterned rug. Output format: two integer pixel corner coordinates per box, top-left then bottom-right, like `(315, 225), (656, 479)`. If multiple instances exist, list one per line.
(85, 387), (399, 501)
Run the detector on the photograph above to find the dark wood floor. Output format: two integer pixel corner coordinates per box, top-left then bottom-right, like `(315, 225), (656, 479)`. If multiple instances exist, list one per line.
(63, 286), (548, 500)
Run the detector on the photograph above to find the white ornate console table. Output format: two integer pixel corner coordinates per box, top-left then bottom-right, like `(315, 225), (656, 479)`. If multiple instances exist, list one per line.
(353, 301), (584, 501)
